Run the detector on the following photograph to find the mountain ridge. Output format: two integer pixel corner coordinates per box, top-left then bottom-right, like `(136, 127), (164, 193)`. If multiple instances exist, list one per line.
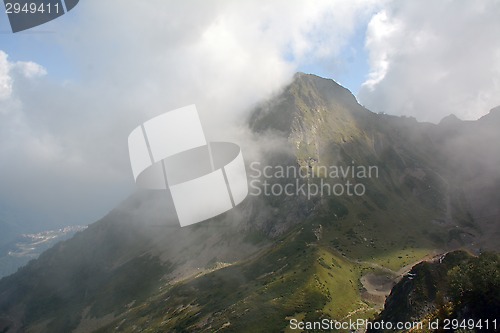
(0, 73), (498, 332)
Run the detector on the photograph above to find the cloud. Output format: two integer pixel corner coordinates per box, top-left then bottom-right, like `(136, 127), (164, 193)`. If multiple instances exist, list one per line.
(358, 0), (500, 122)
(0, 51), (48, 101)
(14, 61), (47, 79)
(0, 51), (13, 100)
(0, 0), (378, 228)
(361, 10), (399, 89)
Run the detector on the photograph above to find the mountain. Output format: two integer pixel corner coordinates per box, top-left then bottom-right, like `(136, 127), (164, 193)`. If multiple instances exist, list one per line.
(0, 73), (498, 333)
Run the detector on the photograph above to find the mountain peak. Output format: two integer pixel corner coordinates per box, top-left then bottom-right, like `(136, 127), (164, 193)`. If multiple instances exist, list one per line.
(438, 113), (461, 126)
(1, 71), (500, 333)
(249, 72), (366, 134)
(292, 72), (357, 103)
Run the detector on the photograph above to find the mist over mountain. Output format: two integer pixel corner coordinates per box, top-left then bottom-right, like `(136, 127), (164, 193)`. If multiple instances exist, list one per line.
(0, 73), (498, 333)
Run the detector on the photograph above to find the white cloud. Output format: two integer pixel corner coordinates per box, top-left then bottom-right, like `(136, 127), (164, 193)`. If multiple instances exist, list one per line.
(0, 51), (13, 100)
(0, 51), (47, 101)
(0, 0), (380, 228)
(362, 10), (399, 89)
(14, 61), (47, 78)
(359, 0), (500, 122)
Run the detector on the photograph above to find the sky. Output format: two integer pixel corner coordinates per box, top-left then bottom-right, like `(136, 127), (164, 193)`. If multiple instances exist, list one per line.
(1, 0), (500, 230)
